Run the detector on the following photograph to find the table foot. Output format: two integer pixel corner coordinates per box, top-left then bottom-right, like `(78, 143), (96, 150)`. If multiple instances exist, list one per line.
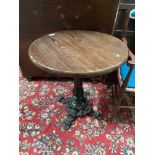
(59, 95), (101, 130)
(62, 114), (76, 130)
(58, 78), (101, 130)
(89, 109), (101, 118)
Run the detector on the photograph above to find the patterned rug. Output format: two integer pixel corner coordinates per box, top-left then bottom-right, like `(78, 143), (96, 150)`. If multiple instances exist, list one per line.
(19, 70), (135, 155)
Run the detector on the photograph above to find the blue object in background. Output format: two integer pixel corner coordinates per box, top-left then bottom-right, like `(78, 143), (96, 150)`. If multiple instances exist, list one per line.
(129, 9), (135, 19)
(120, 63), (135, 88)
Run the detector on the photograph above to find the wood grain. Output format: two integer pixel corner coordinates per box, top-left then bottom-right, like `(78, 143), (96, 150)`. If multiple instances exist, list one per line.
(28, 30), (128, 77)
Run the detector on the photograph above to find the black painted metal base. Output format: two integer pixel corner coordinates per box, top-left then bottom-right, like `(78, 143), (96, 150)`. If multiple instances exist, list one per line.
(58, 78), (101, 130)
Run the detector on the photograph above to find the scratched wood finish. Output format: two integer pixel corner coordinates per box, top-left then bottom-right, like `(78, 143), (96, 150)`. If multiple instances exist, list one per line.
(20, 0), (120, 78)
(28, 30), (128, 78)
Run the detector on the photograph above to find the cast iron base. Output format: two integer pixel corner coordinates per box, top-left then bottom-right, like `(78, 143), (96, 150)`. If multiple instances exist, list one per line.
(58, 78), (101, 130)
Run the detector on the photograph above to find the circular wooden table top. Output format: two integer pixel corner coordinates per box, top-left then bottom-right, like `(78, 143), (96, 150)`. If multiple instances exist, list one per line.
(28, 30), (128, 78)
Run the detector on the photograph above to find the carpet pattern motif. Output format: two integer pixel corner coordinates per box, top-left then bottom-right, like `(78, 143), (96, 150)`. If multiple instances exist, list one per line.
(19, 71), (135, 155)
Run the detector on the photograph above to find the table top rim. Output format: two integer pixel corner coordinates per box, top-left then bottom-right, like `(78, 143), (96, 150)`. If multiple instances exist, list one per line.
(28, 30), (129, 78)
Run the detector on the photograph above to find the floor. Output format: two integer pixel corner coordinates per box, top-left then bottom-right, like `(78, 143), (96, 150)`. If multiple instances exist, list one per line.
(19, 70), (135, 155)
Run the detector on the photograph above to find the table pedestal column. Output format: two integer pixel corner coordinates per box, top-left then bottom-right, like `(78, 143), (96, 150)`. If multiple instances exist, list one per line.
(59, 78), (101, 130)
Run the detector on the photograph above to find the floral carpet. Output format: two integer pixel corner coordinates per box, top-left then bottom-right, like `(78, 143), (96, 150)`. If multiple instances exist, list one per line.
(19, 70), (135, 155)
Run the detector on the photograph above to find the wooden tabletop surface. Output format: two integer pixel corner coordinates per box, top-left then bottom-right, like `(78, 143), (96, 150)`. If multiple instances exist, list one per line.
(28, 30), (128, 78)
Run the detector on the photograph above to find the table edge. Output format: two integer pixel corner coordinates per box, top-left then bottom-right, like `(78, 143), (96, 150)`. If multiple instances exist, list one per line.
(28, 52), (129, 78)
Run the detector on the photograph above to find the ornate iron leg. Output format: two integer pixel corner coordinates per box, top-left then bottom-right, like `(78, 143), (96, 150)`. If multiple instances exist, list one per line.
(59, 78), (101, 130)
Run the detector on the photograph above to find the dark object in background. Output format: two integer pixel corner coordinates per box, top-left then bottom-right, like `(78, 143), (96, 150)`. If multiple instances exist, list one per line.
(114, 0), (135, 54)
(19, 0), (120, 79)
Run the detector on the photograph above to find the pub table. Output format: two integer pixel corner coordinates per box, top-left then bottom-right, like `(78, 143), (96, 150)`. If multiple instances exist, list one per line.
(28, 30), (128, 130)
